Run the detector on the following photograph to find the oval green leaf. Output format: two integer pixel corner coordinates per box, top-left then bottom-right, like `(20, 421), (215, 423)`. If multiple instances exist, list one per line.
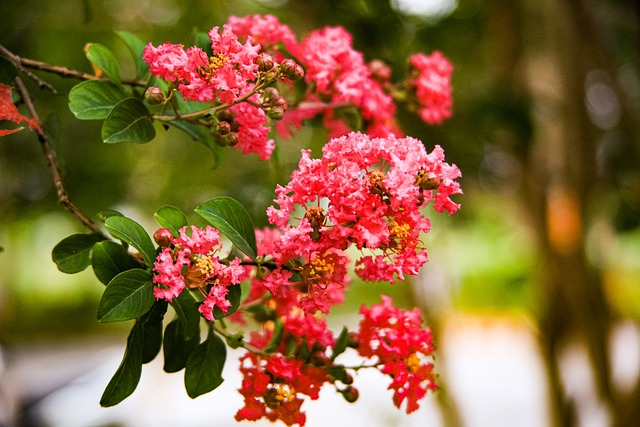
(102, 97), (155, 144)
(69, 80), (127, 120)
(184, 330), (226, 398)
(140, 300), (167, 364)
(100, 321), (143, 407)
(163, 319), (200, 373)
(115, 31), (149, 79)
(154, 205), (188, 237)
(86, 43), (122, 87)
(170, 290), (201, 340)
(105, 216), (156, 267)
(98, 269), (155, 323)
(194, 196), (257, 260)
(91, 240), (141, 285)
(52, 233), (103, 274)
(213, 283), (242, 320)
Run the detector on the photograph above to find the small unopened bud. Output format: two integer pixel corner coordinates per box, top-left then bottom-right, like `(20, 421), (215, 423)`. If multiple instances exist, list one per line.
(280, 59), (305, 81)
(341, 373), (354, 385)
(145, 86), (165, 105)
(273, 96), (288, 110)
(262, 86), (280, 102)
(226, 132), (239, 146)
(216, 109), (234, 122)
(153, 228), (174, 248)
(341, 386), (359, 403)
(347, 332), (360, 349)
(256, 53), (275, 72)
(267, 106), (285, 120)
(217, 120), (231, 135)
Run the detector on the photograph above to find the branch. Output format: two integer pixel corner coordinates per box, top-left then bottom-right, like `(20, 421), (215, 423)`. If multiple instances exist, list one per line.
(0, 44), (147, 89)
(14, 76), (108, 237)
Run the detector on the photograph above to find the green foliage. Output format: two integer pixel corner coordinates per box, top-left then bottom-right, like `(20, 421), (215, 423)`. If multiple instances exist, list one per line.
(170, 290), (201, 340)
(213, 283), (242, 320)
(115, 31), (149, 80)
(163, 318), (200, 373)
(91, 240), (141, 285)
(195, 196), (257, 260)
(154, 205), (188, 237)
(101, 98), (155, 144)
(331, 326), (349, 360)
(105, 215), (156, 267)
(68, 80), (127, 120)
(85, 43), (122, 89)
(52, 233), (103, 273)
(97, 269), (155, 323)
(184, 329), (226, 398)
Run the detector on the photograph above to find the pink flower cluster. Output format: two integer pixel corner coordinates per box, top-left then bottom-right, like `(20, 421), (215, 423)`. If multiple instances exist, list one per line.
(409, 51), (454, 124)
(152, 225), (244, 320)
(266, 132), (461, 288)
(357, 295), (437, 413)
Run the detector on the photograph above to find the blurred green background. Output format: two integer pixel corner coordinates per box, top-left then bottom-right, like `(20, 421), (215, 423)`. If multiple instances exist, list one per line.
(1, 0), (640, 426)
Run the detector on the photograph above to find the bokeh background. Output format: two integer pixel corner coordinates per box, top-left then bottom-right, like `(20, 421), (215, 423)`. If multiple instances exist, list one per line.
(1, 0), (639, 426)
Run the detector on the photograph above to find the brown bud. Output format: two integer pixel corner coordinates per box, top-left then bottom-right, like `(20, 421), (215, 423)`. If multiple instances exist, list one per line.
(267, 106), (285, 120)
(217, 120), (231, 135)
(153, 228), (174, 248)
(256, 53), (275, 72)
(145, 86), (165, 105)
(226, 132), (239, 146)
(347, 332), (360, 349)
(280, 59), (305, 81)
(341, 386), (359, 403)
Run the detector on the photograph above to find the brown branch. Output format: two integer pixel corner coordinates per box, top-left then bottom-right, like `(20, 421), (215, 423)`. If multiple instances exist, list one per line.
(0, 44), (147, 89)
(13, 76), (108, 237)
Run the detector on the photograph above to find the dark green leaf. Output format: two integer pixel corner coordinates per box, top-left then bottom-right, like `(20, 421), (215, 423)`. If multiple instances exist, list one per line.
(185, 330), (226, 398)
(263, 318), (283, 353)
(331, 326), (349, 360)
(163, 319), (200, 373)
(68, 80), (127, 120)
(213, 283), (242, 320)
(102, 97), (155, 144)
(115, 31), (149, 79)
(86, 43), (122, 87)
(194, 197), (257, 260)
(170, 290), (201, 340)
(140, 300), (167, 364)
(100, 321), (143, 406)
(98, 269), (155, 323)
(92, 240), (141, 285)
(52, 233), (103, 274)
(154, 205), (188, 237)
(105, 215), (157, 267)
(327, 365), (349, 383)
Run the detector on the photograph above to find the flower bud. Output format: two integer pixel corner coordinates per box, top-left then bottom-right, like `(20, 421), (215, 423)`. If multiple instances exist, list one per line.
(145, 86), (165, 105)
(267, 106), (285, 120)
(368, 59), (392, 83)
(226, 132), (239, 146)
(273, 96), (288, 110)
(256, 53), (275, 72)
(262, 86), (280, 102)
(341, 386), (359, 403)
(216, 109), (234, 122)
(153, 228), (174, 248)
(217, 120), (231, 135)
(280, 59), (305, 81)
(347, 332), (360, 349)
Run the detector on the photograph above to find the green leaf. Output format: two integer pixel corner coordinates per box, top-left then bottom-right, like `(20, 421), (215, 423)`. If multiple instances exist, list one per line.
(115, 31), (149, 79)
(98, 269), (155, 323)
(97, 210), (124, 222)
(154, 205), (188, 237)
(327, 365), (349, 383)
(163, 319), (200, 373)
(86, 43), (122, 87)
(194, 197), (257, 260)
(68, 80), (127, 120)
(185, 330), (226, 398)
(264, 318), (283, 353)
(91, 240), (141, 285)
(331, 326), (350, 360)
(170, 290), (201, 340)
(52, 233), (103, 274)
(105, 216), (157, 267)
(194, 31), (213, 57)
(140, 300), (167, 364)
(102, 97), (155, 144)
(100, 321), (143, 406)
(213, 283), (242, 320)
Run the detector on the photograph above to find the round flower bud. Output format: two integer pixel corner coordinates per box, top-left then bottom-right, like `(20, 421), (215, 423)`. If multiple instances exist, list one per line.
(273, 96), (288, 110)
(145, 86), (165, 105)
(267, 106), (285, 120)
(280, 59), (305, 81)
(368, 59), (392, 83)
(217, 120), (231, 135)
(341, 386), (359, 403)
(153, 228), (174, 248)
(226, 132), (239, 146)
(256, 53), (275, 72)
(262, 86), (280, 102)
(347, 332), (360, 349)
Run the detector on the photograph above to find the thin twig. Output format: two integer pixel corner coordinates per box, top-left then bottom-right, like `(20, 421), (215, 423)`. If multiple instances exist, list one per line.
(14, 76), (107, 237)
(0, 44), (147, 89)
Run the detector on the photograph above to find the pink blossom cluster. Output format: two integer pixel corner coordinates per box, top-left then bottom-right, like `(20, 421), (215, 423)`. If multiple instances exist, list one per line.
(409, 51), (454, 124)
(357, 295), (437, 413)
(266, 132), (461, 290)
(152, 225), (244, 320)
